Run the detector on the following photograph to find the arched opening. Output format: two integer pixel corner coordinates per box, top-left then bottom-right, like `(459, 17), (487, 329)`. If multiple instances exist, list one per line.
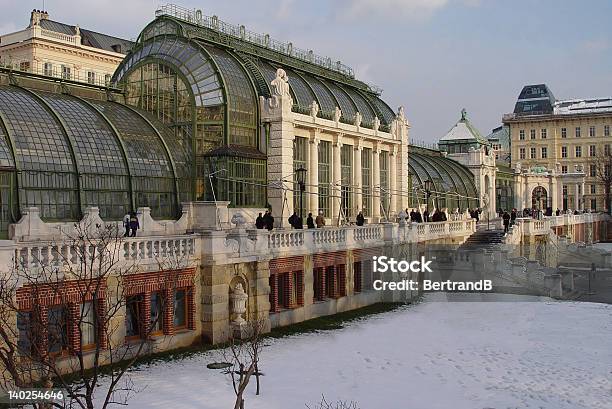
(532, 186), (547, 210)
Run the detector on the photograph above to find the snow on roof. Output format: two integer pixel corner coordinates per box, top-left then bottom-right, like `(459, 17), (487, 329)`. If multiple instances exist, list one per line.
(439, 109), (487, 143)
(553, 97), (612, 115)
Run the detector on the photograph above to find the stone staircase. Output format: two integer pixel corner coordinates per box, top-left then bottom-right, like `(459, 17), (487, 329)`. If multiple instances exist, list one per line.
(460, 229), (506, 251)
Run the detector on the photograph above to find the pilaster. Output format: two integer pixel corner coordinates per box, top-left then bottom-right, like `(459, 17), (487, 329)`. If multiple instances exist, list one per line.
(308, 129), (320, 215)
(354, 138), (363, 215)
(372, 142), (381, 221)
(331, 134), (343, 224)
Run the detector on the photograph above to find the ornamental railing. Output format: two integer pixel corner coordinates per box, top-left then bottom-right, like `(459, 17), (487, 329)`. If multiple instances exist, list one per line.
(155, 3), (356, 79)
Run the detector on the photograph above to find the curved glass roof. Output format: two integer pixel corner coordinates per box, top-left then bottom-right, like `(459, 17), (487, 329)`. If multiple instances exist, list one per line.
(323, 79), (357, 122)
(0, 113), (15, 168)
(38, 92), (129, 180)
(283, 68), (317, 108)
(201, 44), (257, 128)
(0, 85), (189, 221)
(409, 151), (478, 209)
(116, 17), (401, 129)
(300, 73), (337, 113)
(114, 35), (224, 108)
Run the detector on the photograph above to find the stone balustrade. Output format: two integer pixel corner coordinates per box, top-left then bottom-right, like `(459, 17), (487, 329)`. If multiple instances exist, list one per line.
(10, 234), (196, 272)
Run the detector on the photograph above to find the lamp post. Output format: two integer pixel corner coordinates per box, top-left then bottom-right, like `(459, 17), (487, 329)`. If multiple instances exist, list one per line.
(295, 166), (307, 221)
(424, 179), (433, 222)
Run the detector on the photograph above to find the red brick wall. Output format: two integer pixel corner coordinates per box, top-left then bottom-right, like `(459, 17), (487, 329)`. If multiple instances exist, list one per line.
(16, 279), (108, 356)
(314, 251), (346, 267)
(270, 256), (304, 274)
(16, 268), (196, 354)
(123, 268), (197, 335)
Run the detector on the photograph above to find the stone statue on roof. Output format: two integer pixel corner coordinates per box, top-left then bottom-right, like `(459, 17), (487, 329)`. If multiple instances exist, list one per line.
(396, 106), (405, 122)
(310, 100), (319, 118)
(271, 68), (290, 98)
(333, 106), (342, 123)
(461, 108), (467, 120)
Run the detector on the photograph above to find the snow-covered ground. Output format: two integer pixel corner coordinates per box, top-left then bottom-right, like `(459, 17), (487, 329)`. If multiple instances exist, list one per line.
(98, 294), (612, 409)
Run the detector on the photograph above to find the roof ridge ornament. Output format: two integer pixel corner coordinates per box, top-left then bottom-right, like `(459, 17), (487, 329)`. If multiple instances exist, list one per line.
(461, 108), (467, 121)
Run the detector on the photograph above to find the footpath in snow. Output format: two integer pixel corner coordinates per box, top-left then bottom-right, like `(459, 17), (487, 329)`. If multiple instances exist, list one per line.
(98, 293), (612, 409)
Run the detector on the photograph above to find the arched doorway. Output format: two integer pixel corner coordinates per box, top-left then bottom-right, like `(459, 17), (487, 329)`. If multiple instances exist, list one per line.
(532, 186), (547, 210)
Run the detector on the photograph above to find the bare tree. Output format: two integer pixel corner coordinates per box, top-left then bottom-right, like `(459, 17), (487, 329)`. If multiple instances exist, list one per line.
(306, 395), (360, 409)
(221, 316), (267, 409)
(0, 219), (192, 408)
(590, 150), (612, 214)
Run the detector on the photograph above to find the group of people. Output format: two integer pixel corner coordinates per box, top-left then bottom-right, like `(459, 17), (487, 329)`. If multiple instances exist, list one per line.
(122, 212), (140, 237)
(406, 208), (449, 223)
(255, 210), (275, 230)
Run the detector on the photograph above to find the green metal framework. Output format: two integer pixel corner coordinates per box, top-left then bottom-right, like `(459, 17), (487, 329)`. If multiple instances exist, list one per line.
(408, 150), (479, 211)
(0, 83), (190, 223)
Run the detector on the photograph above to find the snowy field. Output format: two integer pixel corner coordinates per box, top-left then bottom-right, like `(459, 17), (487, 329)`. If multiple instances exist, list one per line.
(98, 294), (612, 409)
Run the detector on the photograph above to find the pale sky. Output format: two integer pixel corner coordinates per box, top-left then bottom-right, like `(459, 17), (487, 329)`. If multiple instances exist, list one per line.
(1, 0), (611, 143)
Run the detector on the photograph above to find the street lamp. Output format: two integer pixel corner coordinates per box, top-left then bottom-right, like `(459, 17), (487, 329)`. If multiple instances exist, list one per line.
(295, 166), (307, 220)
(424, 179), (434, 221)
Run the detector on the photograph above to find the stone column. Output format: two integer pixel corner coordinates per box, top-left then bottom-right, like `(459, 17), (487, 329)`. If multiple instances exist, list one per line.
(575, 183), (580, 211)
(372, 142), (381, 221)
(260, 71), (295, 227)
(354, 138), (363, 215)
(581, 181), (586, 210)
(389, 146), (398, 216)
(308, 130), (319, 215)
(331, 135), (342, 224)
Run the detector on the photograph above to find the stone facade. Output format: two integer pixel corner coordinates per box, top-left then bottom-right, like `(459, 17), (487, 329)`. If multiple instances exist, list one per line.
(0, 10), (129, 87)
(261, 69), (409, 226)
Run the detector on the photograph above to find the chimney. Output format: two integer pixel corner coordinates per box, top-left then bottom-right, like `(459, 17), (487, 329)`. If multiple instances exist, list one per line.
(29, 9), (49, 27)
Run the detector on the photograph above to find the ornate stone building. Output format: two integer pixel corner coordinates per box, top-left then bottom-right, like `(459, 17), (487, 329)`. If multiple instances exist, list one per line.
(0, 9), (132, 86)
(504, 84), (611, 211)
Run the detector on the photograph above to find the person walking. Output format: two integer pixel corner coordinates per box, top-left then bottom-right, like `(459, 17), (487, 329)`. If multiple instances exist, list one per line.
(123, 212), (131, 237)
(510, 208), (517, 226)
(315, 211), (326, 228)
(129, 212), (139, 237)
(255, 212), (264, 229)
(306, 212), (315, 229)
(356, 211), (365, 226)
(423, 209), (430, 223)
(502, 210), (511, 233)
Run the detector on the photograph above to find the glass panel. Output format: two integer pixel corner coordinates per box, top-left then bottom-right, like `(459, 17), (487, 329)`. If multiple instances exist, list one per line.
(116, 37), (225, 108)
(318, 141), (331, 217)
(0, 116), (15, 167)
(364, 93), (395, 125)
(38, 92), (130, 219)
(361, 148), (371, 216)
(340, 144), (353, 218)
(301, 74), (337, 113)
(87, 100), (176, 219)
(285, 68), (317, 108)
(0, 86), (79, 220)
(80, 301), (96, 347)
(173, 289), (186, 328)
(293, 137), (307, 213)
(47, 306), (68, 353)
(126, 295), (142, 338)
(344, 87), (376, 126)
(380, 151), (389, 214)
(323, 80), (357, 122)
(203, 45), (257, 146)
(150, 292), (162, 333)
